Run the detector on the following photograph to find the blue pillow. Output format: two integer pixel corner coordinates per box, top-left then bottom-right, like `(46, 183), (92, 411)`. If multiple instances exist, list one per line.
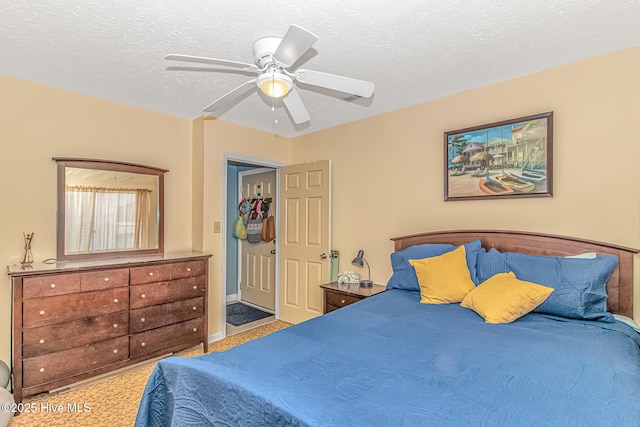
(386, 240), (482, 291)
(476, 249), (618, 322)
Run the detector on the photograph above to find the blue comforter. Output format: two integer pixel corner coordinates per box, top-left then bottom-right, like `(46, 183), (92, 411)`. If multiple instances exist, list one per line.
(135, 290), (640, 426)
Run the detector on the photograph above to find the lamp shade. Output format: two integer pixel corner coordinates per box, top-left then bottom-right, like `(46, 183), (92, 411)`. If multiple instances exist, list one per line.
(257, 72), (293, 98)
(351, 250), (365, 268)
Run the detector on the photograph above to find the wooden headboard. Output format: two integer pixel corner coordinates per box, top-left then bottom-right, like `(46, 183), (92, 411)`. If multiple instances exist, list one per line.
(391, 230), (639, 318)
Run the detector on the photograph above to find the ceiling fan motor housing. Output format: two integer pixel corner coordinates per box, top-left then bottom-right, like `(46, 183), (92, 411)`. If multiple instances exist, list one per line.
(253, 37), (283, 68)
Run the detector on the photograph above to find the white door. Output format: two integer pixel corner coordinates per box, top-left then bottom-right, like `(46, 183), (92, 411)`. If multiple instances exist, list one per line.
(239, 169), (276, 311)
(279, 160), (331, 324)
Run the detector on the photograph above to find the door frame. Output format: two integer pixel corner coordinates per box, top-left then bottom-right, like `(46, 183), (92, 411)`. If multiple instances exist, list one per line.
(221, 153), (285, 339)
(237, 167), (277, 309)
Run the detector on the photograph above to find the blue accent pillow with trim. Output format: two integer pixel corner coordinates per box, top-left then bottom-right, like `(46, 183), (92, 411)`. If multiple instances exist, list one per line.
(386, 240), (482, 291)
(476, 249), (618, 322)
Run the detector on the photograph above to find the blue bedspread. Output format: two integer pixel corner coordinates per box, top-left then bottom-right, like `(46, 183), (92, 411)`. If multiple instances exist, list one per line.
(135, 290), (640, 426)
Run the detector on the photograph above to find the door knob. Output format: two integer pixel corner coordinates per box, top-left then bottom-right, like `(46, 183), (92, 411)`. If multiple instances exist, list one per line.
(320, 253), (327, 259)
(270, 249), (276, 254)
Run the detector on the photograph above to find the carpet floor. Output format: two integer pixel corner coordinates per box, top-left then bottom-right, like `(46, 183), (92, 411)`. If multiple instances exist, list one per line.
(226, 302), (273, 326)
(8, 320), (290, 427)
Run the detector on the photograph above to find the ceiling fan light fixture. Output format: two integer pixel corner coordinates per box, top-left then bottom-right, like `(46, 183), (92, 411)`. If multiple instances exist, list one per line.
(257, 72), (292, 98)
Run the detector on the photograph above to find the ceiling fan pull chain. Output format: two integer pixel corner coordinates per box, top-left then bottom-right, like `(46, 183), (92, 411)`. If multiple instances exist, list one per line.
(272, 96), (278, 125)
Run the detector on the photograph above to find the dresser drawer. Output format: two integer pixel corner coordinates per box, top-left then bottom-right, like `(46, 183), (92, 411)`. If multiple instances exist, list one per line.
(130, 297), (203, 333)
(23, 287), (129, 328)
(170, 260), (205, 279)
(23, 273), (81, 299)
(130, 264), (171, 285)
(80, 268), (129, 291)
(23, 311), (129, 358)
(23, 336), (129, 388)
(325, 291), (362, 308)
(130, 276), (205, 309)
(130, 317), (204, 358)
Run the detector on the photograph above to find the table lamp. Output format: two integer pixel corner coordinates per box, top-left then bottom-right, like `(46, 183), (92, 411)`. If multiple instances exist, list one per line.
(351, 249), (373, 288)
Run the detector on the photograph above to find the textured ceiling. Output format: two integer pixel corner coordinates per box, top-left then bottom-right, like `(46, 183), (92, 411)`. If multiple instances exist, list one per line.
(1, 1), (639, 138)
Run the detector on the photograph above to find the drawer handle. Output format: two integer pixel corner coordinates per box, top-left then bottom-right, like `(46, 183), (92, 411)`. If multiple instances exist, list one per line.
(104, 277), (110, 282)
(193, 306), (197, 311)
(113, 323), (118, 328)
(39, 339), (45, 344)
(193, 285), (197, 290)
(114, 299), (119, 303)
(187, 267), (191, 272)
(141, 294), (146, 299)
(141, 342), (146, 347)
(113, 349), (118, 354)
(50, 284), (56, 289)
(193, 328), (197, 332)
(149, 272), (154, 277)
(39, 368), (45, 373)
(141, 318), (145, 322)
(341, 299), (346, 304)
(39, 310), (45, 315)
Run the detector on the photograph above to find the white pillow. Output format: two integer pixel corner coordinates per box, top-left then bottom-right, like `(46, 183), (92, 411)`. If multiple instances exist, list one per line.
(613, 314), (640, 333)
(565, 252), (597, 259)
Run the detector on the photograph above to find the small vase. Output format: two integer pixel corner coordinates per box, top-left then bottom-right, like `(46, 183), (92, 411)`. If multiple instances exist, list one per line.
(21, 245), (34, 266)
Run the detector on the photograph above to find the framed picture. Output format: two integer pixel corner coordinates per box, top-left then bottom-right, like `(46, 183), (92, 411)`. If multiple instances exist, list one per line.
(444, 112), (553, 201)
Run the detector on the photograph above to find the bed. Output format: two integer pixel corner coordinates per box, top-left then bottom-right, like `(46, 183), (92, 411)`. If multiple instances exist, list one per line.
(135, 230), (640, 426)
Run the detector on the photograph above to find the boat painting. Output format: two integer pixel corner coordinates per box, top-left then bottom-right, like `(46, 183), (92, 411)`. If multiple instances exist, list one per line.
(508, 171), (546, 184)
(479, 178), (514, 196)
(444, 112), (553, 201)
(489, 174), (536, 193)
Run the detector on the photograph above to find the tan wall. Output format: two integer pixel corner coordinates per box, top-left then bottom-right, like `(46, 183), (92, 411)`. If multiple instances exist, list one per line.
(291, 46), (640, 320)
(192, 117), (205, 252)
(201, 119), (290, 335)
(0, 75), (194, 364)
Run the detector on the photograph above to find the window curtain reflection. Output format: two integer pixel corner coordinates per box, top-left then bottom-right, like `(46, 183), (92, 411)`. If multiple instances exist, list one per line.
(134, 189), (150, 249)
(65, 185), (151, 253)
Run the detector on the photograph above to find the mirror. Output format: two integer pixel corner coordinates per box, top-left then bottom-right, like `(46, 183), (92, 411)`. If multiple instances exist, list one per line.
(54, 158), (167, 260)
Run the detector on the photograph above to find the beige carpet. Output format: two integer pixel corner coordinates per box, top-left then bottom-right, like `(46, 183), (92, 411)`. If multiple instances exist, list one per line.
(9, 320), (290, 427)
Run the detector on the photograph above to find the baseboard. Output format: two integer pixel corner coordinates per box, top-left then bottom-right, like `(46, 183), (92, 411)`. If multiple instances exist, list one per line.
(226, 294), (238, 303)
(208, 331), (224, 343)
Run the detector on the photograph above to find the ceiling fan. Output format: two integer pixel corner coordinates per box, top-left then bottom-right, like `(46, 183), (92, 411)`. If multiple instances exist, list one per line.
(165, 24), (375, 124)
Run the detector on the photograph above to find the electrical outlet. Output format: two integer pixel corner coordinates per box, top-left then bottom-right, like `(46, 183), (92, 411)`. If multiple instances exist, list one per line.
(213, 221), (221, 233)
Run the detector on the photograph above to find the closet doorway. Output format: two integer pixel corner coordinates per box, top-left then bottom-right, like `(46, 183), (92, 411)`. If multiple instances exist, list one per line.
(224, 154), (284, 337)
(221, 153), (332, 338)
(238, 168), (276, 310)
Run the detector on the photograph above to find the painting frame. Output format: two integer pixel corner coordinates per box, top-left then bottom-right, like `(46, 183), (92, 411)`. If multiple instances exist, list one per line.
(444, 112), (553, 201)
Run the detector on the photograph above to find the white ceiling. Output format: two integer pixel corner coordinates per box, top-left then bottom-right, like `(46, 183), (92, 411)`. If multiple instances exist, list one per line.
(1, 1), (639, 138)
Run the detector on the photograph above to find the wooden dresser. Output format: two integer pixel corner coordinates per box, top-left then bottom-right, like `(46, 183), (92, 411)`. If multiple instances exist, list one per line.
(7, 251), (211, 405)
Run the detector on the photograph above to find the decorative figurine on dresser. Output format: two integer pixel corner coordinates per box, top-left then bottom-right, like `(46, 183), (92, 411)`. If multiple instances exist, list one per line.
(6, 158), (212, 407)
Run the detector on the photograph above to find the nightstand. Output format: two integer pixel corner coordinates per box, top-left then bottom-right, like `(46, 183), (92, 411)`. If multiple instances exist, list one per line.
(320, 281), (386, 314)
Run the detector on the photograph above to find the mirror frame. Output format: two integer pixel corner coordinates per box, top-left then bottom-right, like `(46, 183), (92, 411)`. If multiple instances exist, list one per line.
(54, 157), (168, 261)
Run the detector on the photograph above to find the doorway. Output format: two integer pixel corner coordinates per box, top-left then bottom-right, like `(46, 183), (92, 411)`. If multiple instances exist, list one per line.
(238, 168), (277, 310)
(221, 154), (332, 338)
(223, 154), (284, 337)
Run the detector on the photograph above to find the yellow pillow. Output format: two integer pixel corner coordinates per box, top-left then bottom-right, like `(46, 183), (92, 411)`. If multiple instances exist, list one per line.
(409, 245), (475, 304)
(460, 272), (553, 324)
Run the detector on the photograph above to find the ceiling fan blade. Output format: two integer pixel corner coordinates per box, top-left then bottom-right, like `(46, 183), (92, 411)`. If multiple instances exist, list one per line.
(273, 25), (318, 68)
(165, 54), (258, 72)
(283, 87), (311, 124)
(202, 79), (257, 113)
(295, 69), (375, 98)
